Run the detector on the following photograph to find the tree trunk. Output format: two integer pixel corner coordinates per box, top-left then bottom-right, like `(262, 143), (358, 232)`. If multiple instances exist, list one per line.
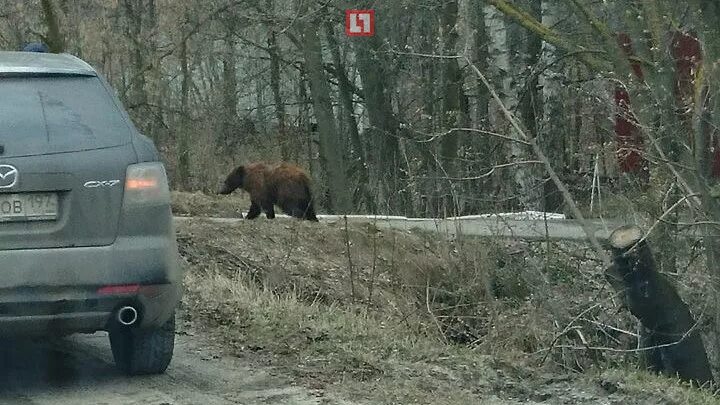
(606, 226), (714, 386)
(515, 0), (542, 160)
(123, 0), (148, 112)
(221, 25), (238, 151)
(267, 8), (289, 161)
(439, 0), (469, 217)
(145, 0), (163, 142)
(300, 15), (352, 213)
(177, 37), (191, 191)
(324, 21), (372, 210)
(297, 64), (314, 170)
(484, 4), (542, 210)
(255, 59), (267, 136)
(40, 0), (66, 53)
(417, 10), (439, 217)
(537, 0), (565, 213)
(355, 35), (401, 212)
(684, 3), (720, 361)
(458, 0), (491, 214)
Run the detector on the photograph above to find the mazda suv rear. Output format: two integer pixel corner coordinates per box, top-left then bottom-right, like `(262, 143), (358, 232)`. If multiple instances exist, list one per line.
(0, 51), (182, 375)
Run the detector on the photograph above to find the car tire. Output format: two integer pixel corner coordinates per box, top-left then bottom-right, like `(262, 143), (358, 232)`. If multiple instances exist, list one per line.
(109, 312), (175, 376)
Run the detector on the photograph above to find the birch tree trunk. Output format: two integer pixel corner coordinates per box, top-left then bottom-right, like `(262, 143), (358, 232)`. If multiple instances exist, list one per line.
(484, 4), (542, 210)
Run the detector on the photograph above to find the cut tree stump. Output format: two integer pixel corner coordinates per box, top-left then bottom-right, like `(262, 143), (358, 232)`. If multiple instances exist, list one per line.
(605, 225), (714, 387)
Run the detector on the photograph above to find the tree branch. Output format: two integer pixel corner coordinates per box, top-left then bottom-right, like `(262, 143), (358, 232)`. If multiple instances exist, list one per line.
(486, 0), (607, 72)
(563, 0), (634, 75)
(466, 56), (612, 267)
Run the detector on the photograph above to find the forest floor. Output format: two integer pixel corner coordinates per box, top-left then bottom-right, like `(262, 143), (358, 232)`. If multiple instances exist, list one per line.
(172, 191), (718, 404)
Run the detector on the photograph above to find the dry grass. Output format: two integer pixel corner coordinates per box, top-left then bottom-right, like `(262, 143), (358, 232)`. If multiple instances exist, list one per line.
(171, 190), (249, 218)
(184, 269), (504, 403)
(173, 192), (720, 403)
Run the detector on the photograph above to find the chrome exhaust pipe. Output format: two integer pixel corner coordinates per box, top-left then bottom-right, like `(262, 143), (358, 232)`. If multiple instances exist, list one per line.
(117, 306), (139, 326)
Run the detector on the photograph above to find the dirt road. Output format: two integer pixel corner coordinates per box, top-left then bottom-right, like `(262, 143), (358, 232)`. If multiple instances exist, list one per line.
(0, 317), (324, 405)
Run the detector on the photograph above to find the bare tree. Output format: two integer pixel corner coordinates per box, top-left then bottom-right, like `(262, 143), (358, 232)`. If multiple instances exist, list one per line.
(299, 2), (351, 213)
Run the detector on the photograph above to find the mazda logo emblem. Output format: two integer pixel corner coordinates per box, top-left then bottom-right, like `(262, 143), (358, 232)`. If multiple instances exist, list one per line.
(0, 165), (18, 189)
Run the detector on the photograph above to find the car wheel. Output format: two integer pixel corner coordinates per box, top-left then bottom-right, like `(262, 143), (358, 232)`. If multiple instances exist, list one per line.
(109, 311), (175, 376)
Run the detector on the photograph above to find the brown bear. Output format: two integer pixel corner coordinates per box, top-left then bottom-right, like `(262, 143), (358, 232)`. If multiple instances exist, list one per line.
(218, 162), (319, 222)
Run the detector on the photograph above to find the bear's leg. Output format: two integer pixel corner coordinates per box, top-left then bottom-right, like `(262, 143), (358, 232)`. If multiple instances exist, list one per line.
(262, 202), (276, 219)
(278, 199), (302, 219)
(302, 200), (318, 221)
(246, 201), (262, 219)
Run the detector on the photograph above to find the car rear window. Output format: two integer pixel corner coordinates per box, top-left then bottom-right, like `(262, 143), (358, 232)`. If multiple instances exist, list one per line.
(0, 76), (130, 157)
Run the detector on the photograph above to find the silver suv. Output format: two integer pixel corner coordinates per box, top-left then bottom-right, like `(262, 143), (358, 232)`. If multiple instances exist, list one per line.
(0, 51), (182, 375)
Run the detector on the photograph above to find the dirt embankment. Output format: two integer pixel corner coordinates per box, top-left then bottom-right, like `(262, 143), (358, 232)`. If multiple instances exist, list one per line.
(172, 191), (249, 218)
(172, 190), (718, 405)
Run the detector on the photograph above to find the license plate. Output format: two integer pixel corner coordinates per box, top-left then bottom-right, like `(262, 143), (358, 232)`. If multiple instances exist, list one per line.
(0, 193), (58, 222)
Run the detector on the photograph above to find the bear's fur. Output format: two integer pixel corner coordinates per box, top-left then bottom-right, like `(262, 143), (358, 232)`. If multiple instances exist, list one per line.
(218, 162), (318, 221)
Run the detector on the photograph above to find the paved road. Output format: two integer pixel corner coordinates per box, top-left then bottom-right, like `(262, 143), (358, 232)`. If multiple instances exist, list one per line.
(175, 214), (623, 242)
(0, 326), (322, 405)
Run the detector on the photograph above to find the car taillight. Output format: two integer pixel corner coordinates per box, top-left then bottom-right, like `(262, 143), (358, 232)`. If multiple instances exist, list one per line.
(123, 162), (171, 207)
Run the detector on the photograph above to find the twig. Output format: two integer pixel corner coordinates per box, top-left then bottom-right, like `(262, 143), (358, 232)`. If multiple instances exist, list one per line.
(466, 56), (612, 268)
(343, 215), (357, 302)
(414, 161), (544, 181)
(412, 127), (531, 145)
(391, 50), (463, 60)
(366, 216), (381, 312)
(426, 279), (449, 345)
(624, 193), (700, 255)
(538, 313), (705, 355)
(540, 303), (600, 365)
(633, 115), (702, 210)
(582, 318), (639, 338)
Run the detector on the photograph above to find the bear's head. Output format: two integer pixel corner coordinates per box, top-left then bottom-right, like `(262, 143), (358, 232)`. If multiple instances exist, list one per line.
(218, 165), (245, 194)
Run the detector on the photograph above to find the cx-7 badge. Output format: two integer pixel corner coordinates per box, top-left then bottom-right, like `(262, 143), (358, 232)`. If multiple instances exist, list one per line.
(84, 180), (121, 188)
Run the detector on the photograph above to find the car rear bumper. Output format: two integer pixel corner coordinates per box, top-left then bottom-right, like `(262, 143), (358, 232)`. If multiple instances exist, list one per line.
(0, 283), (181, 337)
(0, 234), (182, 336)
(0, 235), (181, 288)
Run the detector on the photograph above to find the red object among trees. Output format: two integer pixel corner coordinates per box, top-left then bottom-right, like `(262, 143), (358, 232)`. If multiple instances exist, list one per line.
(671, 30), (702, 109)
(614, 33), (646, 175)
(614, 30), (720, 178)
(670, 31), (720, 178)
